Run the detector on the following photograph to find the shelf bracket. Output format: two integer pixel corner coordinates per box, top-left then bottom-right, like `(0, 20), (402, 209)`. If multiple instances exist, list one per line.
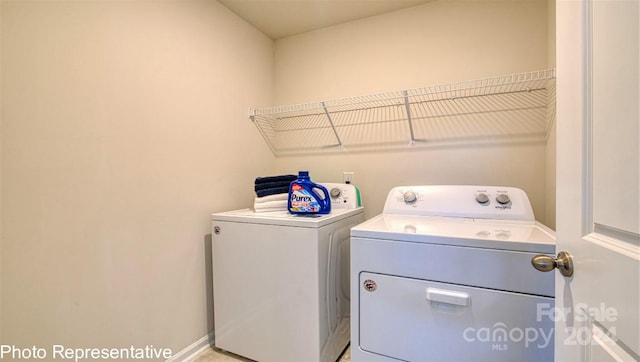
(321, 102), (343, 148)
(403, 91), (416, 145)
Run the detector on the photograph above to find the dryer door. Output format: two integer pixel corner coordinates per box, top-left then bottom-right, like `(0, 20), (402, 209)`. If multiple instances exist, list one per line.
(358, 272), (554, 362)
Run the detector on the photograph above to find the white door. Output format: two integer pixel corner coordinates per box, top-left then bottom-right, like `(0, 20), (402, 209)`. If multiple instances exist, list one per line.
(555, 0), (639, 361)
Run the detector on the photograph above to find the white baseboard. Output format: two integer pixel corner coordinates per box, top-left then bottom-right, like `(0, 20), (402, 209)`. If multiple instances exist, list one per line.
(166, 332), (214, 362)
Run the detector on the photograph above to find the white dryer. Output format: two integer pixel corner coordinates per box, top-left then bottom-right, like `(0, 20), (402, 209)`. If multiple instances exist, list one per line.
(211, 184), (363, 362)
(350, 185), (556, 362)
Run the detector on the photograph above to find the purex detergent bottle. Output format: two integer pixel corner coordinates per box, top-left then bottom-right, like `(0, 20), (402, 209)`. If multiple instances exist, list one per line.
(288, 171), (331, 214)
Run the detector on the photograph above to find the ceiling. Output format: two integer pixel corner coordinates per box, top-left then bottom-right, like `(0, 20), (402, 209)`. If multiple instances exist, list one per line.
(217, 0), (433, 39)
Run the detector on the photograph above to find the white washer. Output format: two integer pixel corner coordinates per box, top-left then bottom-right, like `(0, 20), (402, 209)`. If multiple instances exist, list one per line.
(211, 188), (364, 362)
(350, 185), (556, 362)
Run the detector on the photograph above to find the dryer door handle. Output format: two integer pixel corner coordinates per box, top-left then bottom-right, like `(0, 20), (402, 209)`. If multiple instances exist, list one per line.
(425, 288), (470, 307)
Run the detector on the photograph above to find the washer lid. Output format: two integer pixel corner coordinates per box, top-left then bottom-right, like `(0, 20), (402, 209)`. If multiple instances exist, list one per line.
(211, 207), (364, 228)
(351, 214), (555, 253)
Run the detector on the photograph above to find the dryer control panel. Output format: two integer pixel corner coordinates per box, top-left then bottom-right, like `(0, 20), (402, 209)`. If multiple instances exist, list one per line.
(382, 185), (534, 221)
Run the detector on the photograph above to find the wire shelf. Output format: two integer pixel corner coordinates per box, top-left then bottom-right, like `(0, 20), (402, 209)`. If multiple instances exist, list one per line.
(250, 69), (556, 156)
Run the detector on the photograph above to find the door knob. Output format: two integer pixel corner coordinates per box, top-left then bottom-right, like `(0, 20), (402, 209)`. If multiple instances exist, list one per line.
(531, 251), (574, 277)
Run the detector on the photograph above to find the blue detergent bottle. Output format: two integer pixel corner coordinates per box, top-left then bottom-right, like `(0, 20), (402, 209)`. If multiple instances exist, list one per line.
(288, 171), (331, 214)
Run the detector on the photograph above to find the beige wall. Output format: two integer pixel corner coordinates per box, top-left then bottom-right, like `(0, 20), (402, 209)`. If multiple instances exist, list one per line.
(546, 0), (557, 229)
(1, 0), (274, 356)
(274, 0), (548, 103)
(272, 0), (553, 223)
(0, 0), (3, 345)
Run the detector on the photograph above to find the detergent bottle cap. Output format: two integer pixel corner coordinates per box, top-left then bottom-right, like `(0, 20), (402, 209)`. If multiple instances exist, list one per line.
(298, 171), (310, 179)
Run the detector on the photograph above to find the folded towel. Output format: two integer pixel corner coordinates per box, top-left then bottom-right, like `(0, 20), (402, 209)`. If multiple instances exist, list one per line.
(253, 207), (287, 213)
(256, 187), (289, 198)
(254, 193), (289, 204)
(255, 174), (297, 185)
(254, 181), (292, 192)
(254, 200), (288, 212)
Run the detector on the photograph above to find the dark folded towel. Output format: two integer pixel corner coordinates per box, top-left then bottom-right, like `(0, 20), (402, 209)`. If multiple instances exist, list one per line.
(255, 174), (297, 185)
(255, 181), (293, 192)
(256, 186), (290, 198)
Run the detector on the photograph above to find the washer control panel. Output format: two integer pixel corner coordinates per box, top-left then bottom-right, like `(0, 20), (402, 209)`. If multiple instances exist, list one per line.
(320, 183), (361, 209)
(383, 185), (534, 221)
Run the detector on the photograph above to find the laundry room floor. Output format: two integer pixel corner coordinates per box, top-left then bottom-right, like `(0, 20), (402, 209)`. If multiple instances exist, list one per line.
(191, 346), (351, 362)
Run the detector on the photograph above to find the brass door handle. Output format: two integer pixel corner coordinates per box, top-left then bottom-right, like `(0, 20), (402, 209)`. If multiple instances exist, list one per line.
(531, 251), (574, 277)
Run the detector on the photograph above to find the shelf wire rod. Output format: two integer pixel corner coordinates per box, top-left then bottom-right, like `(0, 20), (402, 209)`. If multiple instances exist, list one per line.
(402, 90), (416, 145)
(272, 84), (549, 121)
(415, 87), (548, 107)
(252, 116), (279, 155)
(321, 101), (343, 148)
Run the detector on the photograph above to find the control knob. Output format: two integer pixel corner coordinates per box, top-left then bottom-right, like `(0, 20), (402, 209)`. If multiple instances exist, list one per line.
(403, 191), (418, 204)
(475, 193), (490, 204)
(330, 188), (341, 199)
(496, 194), (511, 205)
